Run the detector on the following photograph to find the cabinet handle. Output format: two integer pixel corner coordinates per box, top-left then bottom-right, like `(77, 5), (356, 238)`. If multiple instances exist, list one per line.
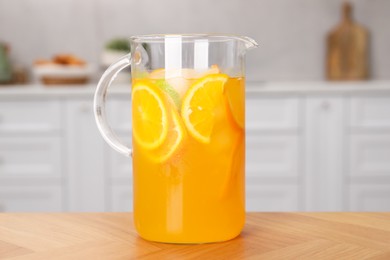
(321, 101), (330, 111)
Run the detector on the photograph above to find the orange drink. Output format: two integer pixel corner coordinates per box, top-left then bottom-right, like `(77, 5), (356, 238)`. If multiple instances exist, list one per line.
(94, 34), (258, 244)
(132, 69), (245, 243)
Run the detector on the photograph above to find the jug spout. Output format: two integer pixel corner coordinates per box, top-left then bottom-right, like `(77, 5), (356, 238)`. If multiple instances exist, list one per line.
(234, 35), (258, 51)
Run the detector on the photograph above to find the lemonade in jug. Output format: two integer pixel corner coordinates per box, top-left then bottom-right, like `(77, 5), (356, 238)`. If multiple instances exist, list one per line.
(94, 34), (257, 243)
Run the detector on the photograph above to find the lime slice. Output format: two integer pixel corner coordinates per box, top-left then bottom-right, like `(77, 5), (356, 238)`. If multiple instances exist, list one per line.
(155, 79), (182, 110)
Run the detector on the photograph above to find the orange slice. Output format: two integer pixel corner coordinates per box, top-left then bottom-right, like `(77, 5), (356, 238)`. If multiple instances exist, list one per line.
(224, 78), (245, 129)
(132, 80), (169, 149)
(181, 74), (228, 143)
(148, 107), (187, 163)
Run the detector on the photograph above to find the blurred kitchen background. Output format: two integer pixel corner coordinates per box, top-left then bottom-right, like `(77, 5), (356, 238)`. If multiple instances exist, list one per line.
(0, 0), (389, 212)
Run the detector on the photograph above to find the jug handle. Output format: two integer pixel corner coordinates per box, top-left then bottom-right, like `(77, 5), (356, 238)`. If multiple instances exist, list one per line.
(93, 53), (132, 157)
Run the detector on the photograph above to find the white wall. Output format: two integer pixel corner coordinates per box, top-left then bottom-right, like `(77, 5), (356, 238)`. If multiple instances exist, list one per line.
(0, 0), (389, 81)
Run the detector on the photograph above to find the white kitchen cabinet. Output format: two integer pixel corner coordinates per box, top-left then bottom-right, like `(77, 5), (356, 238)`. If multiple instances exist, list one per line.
(1, 83), (390, 212)
(346, 94), (390, 211)
(304, 96), (345, 211)
(245, 95), (302, 211)
(0, 99), (64, 212)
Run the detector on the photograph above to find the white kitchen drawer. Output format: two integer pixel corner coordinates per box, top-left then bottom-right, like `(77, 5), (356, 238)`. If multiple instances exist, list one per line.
(109, 185), (133, 212)
(246, 134), (299, 180)
(349, 184), (390, 211)
(0, 100), (61, 133)
(0, 186), (63, 212)
(0, 137), (62, 178)
(246, 97), (300, 130)
(246, 185), (300, 211)
(349, 96), (390, 129)
(349, 134), (390, 181)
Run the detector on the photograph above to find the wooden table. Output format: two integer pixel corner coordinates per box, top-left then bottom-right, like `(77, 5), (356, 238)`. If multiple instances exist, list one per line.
(0, 212), (390, 259)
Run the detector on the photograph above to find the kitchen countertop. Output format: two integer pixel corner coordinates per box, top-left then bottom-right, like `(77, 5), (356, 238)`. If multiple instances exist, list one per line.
(0, 81), (389, 99)
(0, 212), (389, 259)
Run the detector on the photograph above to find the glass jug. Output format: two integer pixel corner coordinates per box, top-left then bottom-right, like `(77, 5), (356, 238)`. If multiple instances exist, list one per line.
(94, 34), (258, 244)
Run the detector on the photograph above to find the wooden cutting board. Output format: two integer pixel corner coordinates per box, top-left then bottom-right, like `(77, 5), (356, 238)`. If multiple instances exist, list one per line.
(0, 212), (390, 259)
(326, 2), (369, 80)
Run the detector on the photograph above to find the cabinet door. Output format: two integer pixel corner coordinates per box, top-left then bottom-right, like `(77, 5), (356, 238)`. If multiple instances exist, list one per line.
(109, 185), (133, 212)
(246, 134), (301, 211)
(107, 136), (132, 180)
(349, 134), (390, 181)
(107, 136), (133, 212)
(65, 100), (106, 212)
(0, 137), (62, 180)
(246, 96), (302, 211)
(348, 95), (390, 211)
(246, 134), (299, 180)
(106, 98), (133, 211)
(304, 97), (345, 211)
(349, 185), (390, 211)
(246, 185), (299, 211)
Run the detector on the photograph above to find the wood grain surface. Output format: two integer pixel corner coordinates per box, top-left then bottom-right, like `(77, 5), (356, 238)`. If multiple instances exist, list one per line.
(0, 212), (389, 259)
(326, 2), (369, 81)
